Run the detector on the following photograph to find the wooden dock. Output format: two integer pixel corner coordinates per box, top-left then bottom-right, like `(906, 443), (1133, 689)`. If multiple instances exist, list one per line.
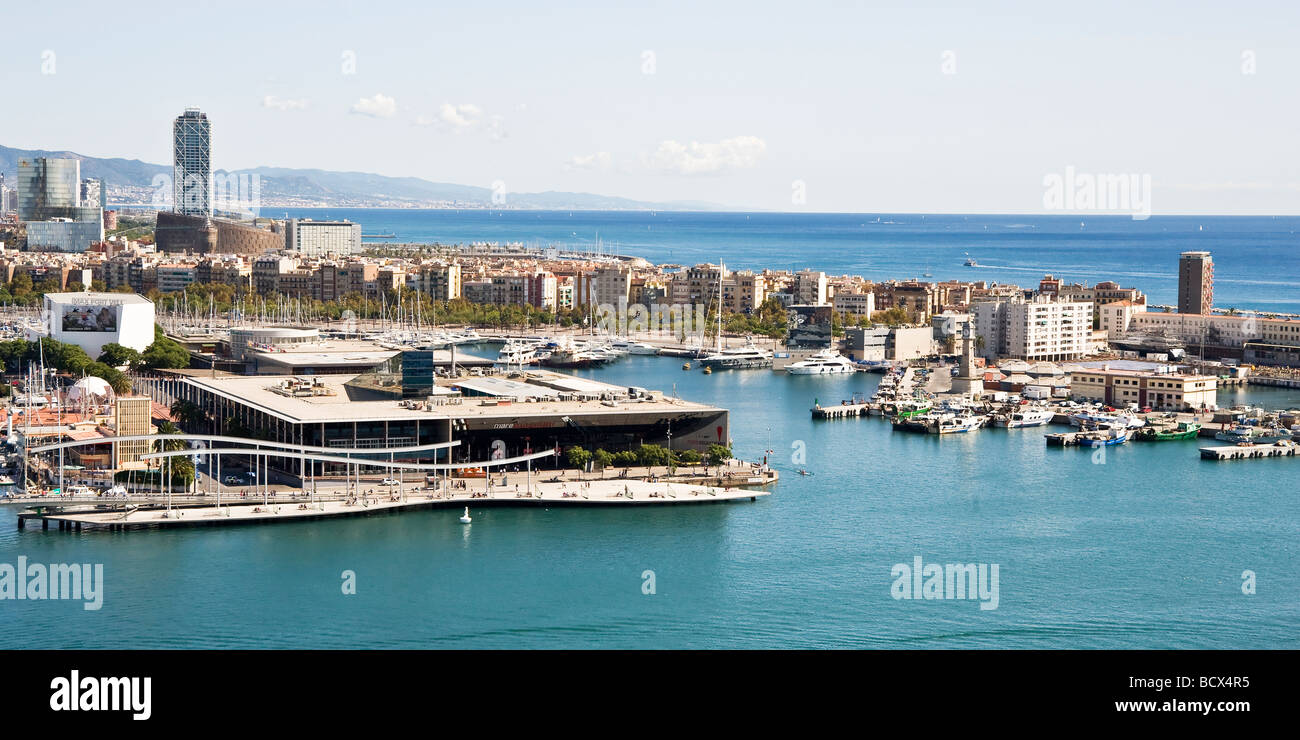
(1199, 442), (1299, 460)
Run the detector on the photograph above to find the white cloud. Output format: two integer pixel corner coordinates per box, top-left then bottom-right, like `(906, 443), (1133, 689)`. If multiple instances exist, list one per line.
(642, 136), (767, 175)
(350, 93), (397, 118)
(416, 102), (506, 139)
(565, 152), (614, 171)
(262, 95), (308, 111)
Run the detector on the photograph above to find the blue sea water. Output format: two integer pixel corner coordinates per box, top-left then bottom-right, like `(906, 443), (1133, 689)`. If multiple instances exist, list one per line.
(275, 210), (1300, 313)
(1, 211), (1298, 649)
(0, 358), (1297, 649)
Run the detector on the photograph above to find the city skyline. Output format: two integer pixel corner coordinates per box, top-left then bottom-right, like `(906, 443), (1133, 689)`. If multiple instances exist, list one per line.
(2, 1), (1299, 214)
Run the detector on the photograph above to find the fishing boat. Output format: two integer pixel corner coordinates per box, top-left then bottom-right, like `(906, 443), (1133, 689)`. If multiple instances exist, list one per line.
(786, 349), (857, 375)
(995, 407), (1054, 428)
(1137, 421), (1202, 441)
(927, 412), (984, 435)
(1077, 425), (1129, 447)
(1069, 411), (1145, 429)
(1214, 424), (1292, 444)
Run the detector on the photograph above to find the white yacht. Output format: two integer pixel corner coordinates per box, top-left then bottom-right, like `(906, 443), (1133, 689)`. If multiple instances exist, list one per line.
(698, 343), (773, 370)
(611, 339), (659, 355)
(787, 350), (857, 375)
(496, 340), (544, 366)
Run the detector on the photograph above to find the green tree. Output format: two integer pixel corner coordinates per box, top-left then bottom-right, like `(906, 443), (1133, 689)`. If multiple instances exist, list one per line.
(141, 326), (191, 369)
(591, 449), (614, 469)
(98, 343), (141, 368)
(636, 443), (672, 468)
(170, 399), (207, 430)
(565, 446), (591, 469)
(705, 444), (732, 466)
(611, 450), (639, 467)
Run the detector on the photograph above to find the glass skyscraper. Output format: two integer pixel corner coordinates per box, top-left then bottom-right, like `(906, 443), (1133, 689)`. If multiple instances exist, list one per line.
(17, 157), (82, 221)
(173, 108), (212, 217)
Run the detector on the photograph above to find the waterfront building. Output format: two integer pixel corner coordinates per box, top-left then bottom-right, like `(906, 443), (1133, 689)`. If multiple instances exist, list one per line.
(1069, 366), (1218, 411)
(1123, 310), (1300, 366)
(973, 295), (1092, 362)
(173, 108), (212, 217)
(1178, 251), (1213, 315)
(786, 305), (833, 348)
(284, 218), (362, 257)
(173, 371), (730, 480)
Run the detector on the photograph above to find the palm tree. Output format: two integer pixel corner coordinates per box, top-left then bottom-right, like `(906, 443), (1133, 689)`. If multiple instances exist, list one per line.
(170, 399), (208, 430)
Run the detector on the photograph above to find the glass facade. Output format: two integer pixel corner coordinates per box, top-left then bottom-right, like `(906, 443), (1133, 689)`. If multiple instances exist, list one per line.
(173, 108), (212, 217)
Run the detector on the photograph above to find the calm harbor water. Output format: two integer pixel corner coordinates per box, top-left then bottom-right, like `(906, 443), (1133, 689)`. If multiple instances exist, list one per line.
(2, 356), (1298, 649)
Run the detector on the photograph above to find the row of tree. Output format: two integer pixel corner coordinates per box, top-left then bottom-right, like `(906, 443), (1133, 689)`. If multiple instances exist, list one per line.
(564, 442), (731, 470)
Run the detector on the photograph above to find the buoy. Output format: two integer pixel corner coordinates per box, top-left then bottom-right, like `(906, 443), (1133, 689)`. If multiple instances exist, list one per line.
(459, 507), (472, 524)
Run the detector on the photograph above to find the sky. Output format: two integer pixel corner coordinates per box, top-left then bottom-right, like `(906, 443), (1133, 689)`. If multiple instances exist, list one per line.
(2, 0), (1299, 214)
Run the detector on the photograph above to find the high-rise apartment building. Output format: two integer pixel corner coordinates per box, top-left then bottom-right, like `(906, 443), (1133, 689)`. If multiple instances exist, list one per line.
(173, 108), (212, 217)
(972, 295), (1092, 362)
(1177, 251), (1213, 315)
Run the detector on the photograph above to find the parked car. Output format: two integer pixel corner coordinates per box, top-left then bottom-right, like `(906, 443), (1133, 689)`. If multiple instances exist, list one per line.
(223, 475), (241, 485)
(381, 478), (400, 486)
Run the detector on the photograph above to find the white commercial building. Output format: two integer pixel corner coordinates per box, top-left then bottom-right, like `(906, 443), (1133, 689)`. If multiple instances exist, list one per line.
(285, 219), (363, 257)
(42, 292), (156, 359)
(973, 295), (1091, 362)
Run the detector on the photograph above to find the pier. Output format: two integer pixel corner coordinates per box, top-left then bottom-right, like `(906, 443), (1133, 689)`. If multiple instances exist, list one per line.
(1199, 442), (1299, 461)
(14, 479), (770, 531)
(811, 402), (871, 419)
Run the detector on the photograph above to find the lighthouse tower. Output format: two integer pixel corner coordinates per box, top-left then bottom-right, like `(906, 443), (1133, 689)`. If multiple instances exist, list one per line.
(949, 322), (984, 396)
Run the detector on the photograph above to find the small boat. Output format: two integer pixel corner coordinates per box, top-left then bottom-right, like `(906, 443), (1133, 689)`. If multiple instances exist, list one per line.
(995, 407), (1054, 428)
(1215, 424), (1291, 444)
(1077, 426), (1129, 447)
(459, 507), (472, 524)
(1138, 421), (1202, 441)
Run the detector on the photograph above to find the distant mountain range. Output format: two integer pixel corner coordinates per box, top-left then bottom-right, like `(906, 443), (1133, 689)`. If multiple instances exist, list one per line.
(0, 144), (725, 211)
